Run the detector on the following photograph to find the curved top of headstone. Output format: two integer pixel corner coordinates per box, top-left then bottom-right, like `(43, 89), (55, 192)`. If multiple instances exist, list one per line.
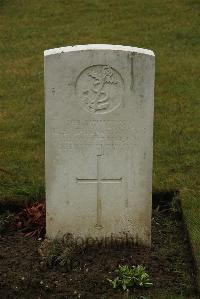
(44, 44), (154, 57)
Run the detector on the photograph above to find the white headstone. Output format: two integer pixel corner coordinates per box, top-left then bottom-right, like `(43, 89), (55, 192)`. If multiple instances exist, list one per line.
(45, 44), (155, 246)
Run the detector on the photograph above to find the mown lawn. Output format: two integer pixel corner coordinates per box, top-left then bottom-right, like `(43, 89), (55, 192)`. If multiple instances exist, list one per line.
(0, 0), (200, 295)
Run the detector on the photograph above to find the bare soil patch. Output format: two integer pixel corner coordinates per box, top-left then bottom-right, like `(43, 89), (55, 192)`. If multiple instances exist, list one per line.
(0, 195), (198, 298)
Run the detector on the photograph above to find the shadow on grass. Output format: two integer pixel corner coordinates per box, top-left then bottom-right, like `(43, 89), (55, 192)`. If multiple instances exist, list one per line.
(0, 184), (45, 213)
(153, 190), (199, 296)
(152, 190), (179, 211)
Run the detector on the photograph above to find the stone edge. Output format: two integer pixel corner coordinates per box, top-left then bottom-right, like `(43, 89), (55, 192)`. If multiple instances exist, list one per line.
(44, 44), (155, 57)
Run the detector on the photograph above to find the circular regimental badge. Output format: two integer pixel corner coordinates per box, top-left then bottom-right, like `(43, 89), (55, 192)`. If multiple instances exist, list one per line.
(76, 65), (124, 114)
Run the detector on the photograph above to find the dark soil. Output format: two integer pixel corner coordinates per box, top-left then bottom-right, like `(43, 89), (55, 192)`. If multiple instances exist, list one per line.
(0, 197), (198, 299)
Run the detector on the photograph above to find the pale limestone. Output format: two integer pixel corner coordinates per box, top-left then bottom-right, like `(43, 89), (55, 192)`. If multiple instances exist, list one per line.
(45, 44), (155, 246)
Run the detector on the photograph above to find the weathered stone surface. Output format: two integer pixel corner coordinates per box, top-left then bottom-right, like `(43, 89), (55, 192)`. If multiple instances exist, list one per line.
(45, 44), (155, 246)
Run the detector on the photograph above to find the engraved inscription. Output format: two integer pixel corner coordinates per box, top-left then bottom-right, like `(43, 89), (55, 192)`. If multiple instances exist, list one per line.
(76, 145), (122, 229)
(52, 119), (133, 146)
(76, 65), (124, 114)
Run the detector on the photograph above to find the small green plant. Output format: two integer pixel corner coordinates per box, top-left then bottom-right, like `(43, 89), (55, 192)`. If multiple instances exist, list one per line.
(0, 211), (14, 233)
(38, 233), (79, 270)
(107, 265), (153, 291)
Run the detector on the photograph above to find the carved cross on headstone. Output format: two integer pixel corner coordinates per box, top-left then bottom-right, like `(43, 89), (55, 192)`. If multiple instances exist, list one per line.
(76, 145), (122, 229)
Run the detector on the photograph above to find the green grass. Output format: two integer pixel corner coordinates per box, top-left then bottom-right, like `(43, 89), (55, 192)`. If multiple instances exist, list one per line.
(0, 0), (199, 294)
